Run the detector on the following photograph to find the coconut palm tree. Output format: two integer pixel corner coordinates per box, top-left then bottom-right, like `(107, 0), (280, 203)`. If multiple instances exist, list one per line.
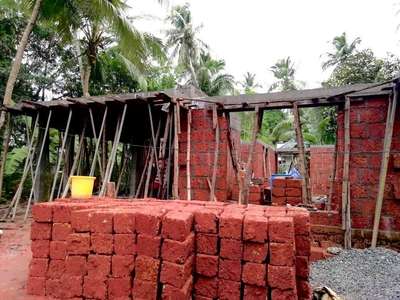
(166, 3), (207, 88)
(239, 72), (262, 94)
(269, 57), (302, 92)
(322, 32), (361, 70)
(194, 51), (234, 96)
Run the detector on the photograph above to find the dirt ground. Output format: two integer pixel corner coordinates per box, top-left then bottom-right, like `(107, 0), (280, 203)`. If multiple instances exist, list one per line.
(0, 212), (46, 300)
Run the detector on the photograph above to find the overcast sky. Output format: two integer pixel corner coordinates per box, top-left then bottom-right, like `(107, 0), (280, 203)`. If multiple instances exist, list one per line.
(127, 0), (400, 91)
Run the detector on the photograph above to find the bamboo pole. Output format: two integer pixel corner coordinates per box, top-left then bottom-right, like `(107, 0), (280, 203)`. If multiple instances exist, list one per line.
(341, 97), (351, 229)
(89, 107), (107, 178)
(172, 104), (180, 199)
(186, 110), (192, 201)
(292, 102), (311, 204)
(241, 106), (261, 204)
(48, 108), (73, 201)
(23, 110), (53, 221)
(210, 106), (220, 202)
(100, 104), (127, 196)
(61, 123), (87, 198)
(371, 86), (398, 248)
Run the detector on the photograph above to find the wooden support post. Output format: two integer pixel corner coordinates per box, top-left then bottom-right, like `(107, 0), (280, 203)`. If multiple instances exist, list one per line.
(61, 122), (87, 198)
(89, 107), (107, 178)
(327, 108), (339, 211)
(371, 85), (398, 248)
(2, 113), (39, 220)
(241, 106), (261, 205)
(147, 104), (160, 181)
(23, 110), (53, 221)
(341, 97), (351, 230)
(158, 111), (171, 198)
(135, 146), (152, 198)
(165, 109), (174, 199)
(144, 120), (161, 198)
(292, 102), (311, 205)
(100, 104), (127, 196)
(344, 181), (352, 249)
(186, 110), (192, 201)
(210, 106), (220, 202)
(172, 103), (180, 199)
(116, 145), (127, 195)
(49, 108), (73, 202)
(106, 182), (116, 198)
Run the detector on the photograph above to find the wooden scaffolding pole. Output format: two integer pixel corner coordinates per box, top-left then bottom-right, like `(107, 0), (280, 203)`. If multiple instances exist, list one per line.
(144, 120), (161, 198)
(186, 110), (192, 201)
(23, 110), (53, 221)
(100, 104), (127, 196)
(210, 106), (220, 202)
(89, 107), (107, 179)
(327, 109), (339, 211)
(61, 123), (87, 198)
(49, 108), (73, 202)
(292, 102), (311, 204)
(341, 97), (351, 230)
(172, 103), (179, 199)
(2, 113), (39, 221)
(241, 106), (261, 204)
(371, 84), (398, 248)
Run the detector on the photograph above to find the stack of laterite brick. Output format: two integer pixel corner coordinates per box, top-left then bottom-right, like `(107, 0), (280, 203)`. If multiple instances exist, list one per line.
(271, 178), (303, 206)
(27, 198), (312, 299)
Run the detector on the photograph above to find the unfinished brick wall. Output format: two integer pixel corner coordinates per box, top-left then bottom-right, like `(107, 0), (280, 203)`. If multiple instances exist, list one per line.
(28, 198), (312, 299)
(178, 109), (229, 202)
(309, 146), (334, 196)
(331, 96), (400, 237)
(271, 178), (303, 206)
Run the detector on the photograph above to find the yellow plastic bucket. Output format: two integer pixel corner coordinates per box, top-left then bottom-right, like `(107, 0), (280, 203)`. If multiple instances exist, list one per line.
(70, 176), (96, 198)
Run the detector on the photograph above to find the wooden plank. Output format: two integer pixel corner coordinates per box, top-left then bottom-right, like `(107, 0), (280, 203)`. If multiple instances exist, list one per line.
(293, 102), (311, 204)
(371, 85), (398, 248)
(328, 110), (339, 211)
(341, 97), (351, 229)
(344, 181), (352, 249)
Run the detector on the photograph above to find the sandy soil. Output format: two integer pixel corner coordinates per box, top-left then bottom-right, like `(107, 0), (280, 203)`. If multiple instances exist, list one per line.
(0, 215), (46, 300)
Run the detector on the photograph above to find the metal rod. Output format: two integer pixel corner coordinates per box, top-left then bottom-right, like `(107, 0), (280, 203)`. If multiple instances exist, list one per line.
(48, 108), (73, 201)
(23, 110), (53, 221)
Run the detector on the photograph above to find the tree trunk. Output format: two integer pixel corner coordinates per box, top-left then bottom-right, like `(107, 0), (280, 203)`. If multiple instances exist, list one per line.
(1, 0), (43, 128)
(82, 64), (91, 97)
(188, 59), (199, 88)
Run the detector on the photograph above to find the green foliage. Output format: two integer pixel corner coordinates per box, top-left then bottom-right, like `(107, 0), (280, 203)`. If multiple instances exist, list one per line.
(195, 51), (234, 96)
(239, 72), (262, 94)
(324, 49), (400, 87)
(269, 57), (303, 92)
(322, 32), (361, 70)
(5, 146), (27, 176)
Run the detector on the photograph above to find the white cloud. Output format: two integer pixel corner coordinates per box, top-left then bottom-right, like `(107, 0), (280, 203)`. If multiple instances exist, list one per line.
(127, 0), (400, 90)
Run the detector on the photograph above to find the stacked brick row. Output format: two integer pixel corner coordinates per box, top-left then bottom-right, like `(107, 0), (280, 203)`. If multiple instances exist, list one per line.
(271, 178), (302, 206)
(28, 198), (311, 299)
